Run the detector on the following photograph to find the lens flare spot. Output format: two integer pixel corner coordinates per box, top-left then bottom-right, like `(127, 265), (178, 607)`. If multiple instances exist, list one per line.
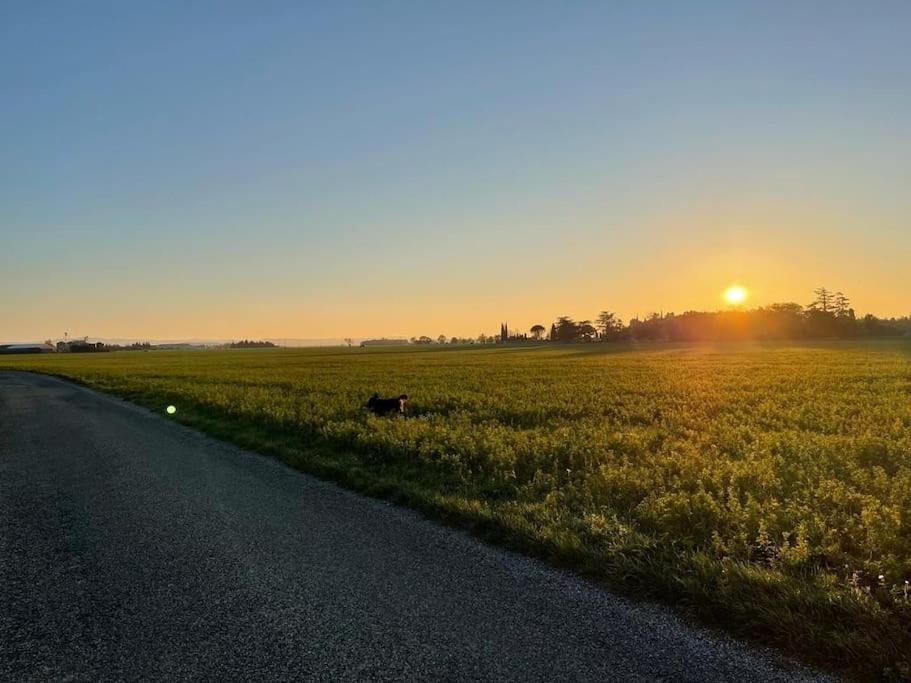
(166, 405), (177, 415)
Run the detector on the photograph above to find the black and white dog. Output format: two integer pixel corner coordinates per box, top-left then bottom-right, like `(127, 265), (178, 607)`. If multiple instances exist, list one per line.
(364, 393), (409, 417)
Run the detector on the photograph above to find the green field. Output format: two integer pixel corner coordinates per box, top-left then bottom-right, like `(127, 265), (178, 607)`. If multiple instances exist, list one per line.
(4, 341), (910, 678)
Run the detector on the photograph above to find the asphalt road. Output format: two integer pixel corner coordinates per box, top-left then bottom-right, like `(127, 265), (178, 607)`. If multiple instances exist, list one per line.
(0, 371), (830, 681)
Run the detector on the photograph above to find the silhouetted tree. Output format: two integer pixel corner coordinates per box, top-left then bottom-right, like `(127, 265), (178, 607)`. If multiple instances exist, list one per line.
(553, 316), (580, 342)
(596, 311), (622, 340)
(833, 292), (851, 317)
(577, 320), (597, 341)
(809, 287), (833, 313)
(530, 324), (545, 340)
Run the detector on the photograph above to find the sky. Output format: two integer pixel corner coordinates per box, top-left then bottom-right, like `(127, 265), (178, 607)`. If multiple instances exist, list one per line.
(2, 1), (909, 342)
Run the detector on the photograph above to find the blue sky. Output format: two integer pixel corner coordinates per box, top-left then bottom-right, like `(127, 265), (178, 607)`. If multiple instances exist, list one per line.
(2, 1), (909, 340)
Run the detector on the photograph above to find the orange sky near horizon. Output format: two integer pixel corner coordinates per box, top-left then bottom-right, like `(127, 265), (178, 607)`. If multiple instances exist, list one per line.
(4, 196), (907, 342)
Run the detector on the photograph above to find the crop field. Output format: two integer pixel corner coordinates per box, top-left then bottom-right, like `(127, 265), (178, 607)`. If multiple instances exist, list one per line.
(3, 340), (910, 678)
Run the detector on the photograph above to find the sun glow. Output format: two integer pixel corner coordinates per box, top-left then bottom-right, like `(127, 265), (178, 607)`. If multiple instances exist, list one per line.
(723, 285), (748, 305)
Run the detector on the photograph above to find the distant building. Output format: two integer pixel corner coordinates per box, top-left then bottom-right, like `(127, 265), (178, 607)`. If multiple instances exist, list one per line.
(68, 341), (106, 353)
(0, 343), (56, 354)
(360, 338), (409, 347)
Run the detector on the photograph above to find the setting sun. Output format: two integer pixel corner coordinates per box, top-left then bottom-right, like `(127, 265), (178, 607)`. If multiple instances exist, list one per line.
(723, 285), (748, 305)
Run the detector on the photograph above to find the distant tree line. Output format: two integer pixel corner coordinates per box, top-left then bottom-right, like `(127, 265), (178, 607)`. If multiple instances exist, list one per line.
(229, 339), (276, 348)
(404, 334), (499, 345)
(362, 288), (908, 347)
(515, 288), (909, 343)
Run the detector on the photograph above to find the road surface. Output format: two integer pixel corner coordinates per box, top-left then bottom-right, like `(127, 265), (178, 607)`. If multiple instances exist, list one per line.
(0, 371), (828, 681)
